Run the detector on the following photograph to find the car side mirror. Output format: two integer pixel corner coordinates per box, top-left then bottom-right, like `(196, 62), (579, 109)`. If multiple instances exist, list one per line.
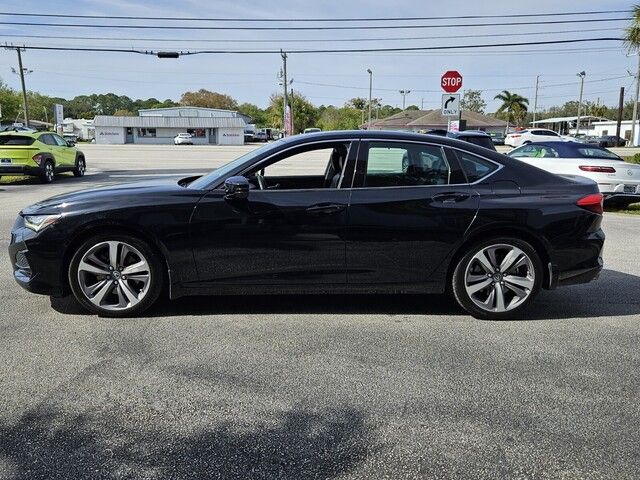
(224, 176), (250, 201)
(66, 140), (75, 147)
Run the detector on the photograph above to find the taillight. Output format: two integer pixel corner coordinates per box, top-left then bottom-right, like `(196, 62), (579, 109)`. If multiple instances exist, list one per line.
(32, 153), (44, 166)
(510, 134), (521, 138)
(579, 165), (616, 173)
(576, 193), (604, 215)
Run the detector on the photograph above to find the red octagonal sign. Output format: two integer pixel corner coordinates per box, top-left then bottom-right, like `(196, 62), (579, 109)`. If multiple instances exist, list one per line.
(441, 70), (463, 93)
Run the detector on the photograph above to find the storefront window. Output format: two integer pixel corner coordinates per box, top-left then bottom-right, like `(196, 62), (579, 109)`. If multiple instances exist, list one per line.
(138, 128), (157, 137)
(187, 128), (206, 138)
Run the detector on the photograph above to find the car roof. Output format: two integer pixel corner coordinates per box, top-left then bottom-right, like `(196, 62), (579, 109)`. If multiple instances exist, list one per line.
(447, 130), (491, 138)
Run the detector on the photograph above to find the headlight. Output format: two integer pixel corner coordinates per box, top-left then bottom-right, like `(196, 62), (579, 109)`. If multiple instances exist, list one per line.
(23, 214), (62, 232)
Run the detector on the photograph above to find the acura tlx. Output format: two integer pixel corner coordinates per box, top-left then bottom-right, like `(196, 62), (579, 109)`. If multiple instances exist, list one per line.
(9, 131), (604, 320)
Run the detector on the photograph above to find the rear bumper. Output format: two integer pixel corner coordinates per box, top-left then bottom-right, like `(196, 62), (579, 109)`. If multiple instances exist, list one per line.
(548, 228), (605, 289)
(0, 164), (41, 176)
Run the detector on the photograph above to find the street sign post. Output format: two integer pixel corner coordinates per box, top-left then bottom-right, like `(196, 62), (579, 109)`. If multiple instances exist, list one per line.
(441, 94), (460, 117)
(441, 71), (463, 93)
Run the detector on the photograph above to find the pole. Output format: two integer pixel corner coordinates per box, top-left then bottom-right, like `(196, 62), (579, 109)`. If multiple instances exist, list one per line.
(16, 48), (29, 126)
(367, 69), (372, 129)
(421, 97), (424, 110)
(632, 54), (640, 146)
(533, 75), (539, 124)
(576, 72), (585, 136)
(289, 88), (295, 134)
(399, 90), (410, 110)
(616, 86), (625, 142)
(281, 50), (288, 136)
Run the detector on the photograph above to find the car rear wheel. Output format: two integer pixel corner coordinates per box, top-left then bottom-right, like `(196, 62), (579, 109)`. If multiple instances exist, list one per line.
(452, 237), (543, 320)
(68, 234), (164, 317)
(40, 160), (54, 184)
(73, 156), (86, 177)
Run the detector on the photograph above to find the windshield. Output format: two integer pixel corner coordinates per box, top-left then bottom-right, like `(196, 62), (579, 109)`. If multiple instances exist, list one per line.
(188, 141), (284, 189)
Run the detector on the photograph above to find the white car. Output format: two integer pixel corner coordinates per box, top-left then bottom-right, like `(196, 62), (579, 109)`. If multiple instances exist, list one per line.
(174, 133), (193, 145)
(508, 141), (640, 207)
(505, 129), (562, 147)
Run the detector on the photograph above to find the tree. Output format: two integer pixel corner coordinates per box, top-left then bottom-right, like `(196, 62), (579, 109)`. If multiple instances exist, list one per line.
(494, 90), (529, 129)
(405, 105), (419, 111)
(237, 102), (268, 126)
(460, 89), (487, 113)
(624, 4), (640, 51)
(268, 93), (319, 133)
(318, 105), (362, 131)
(589, 103), (608, 118)
(0, 78), (22, 122)
(113, 109), (136, 116)
(179, 89), (238, 110)
(347, 97), (367, 110)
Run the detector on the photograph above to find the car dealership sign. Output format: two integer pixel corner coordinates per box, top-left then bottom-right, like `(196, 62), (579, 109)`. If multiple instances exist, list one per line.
(441, 71), (463, 93)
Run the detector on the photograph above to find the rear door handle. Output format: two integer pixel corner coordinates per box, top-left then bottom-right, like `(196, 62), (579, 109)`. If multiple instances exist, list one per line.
(432, 192), (470, 204)
(306, 203), (347, 215)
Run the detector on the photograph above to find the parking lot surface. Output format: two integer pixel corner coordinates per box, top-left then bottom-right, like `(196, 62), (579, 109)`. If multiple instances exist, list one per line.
(0, 145), (639, 479)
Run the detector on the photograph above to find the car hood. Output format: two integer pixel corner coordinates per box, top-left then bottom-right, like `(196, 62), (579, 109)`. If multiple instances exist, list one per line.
(21, 178), (199, 215)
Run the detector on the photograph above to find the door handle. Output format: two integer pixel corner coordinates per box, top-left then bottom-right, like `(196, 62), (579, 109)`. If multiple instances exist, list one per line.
(306, 203), (346, 215)
(432, 192), (470, 204)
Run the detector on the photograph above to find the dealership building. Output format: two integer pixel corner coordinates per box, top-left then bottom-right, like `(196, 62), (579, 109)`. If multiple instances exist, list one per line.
(93, 107), (247, 145)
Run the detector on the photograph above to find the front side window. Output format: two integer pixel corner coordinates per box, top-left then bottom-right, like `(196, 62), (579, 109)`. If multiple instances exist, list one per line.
(362, 142), (450, 187)
(52, 134), (68, 147)
(456, 151), (498, 183)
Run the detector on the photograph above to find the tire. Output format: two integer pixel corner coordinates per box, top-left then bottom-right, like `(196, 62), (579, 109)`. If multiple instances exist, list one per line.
(40, 160), (55, 184)
(73, 156), (86, 177)
(68, 234), (164, 317)
(452, 237), (543, 320)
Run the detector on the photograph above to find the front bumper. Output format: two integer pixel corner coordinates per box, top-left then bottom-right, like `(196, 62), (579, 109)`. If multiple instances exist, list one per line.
(9, 218), (67, 297)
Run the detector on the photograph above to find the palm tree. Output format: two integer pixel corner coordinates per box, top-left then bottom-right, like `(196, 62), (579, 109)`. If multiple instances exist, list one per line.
(494, 90), (529, 132)
(624, 4), (640, 51)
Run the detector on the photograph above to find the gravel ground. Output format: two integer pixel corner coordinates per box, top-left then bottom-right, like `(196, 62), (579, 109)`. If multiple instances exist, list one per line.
(0, 146), (638, 479)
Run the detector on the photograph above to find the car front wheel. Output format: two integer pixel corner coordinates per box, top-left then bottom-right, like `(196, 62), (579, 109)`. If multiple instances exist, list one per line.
(68, 234), (164, 317)
(452, 237), (543, 320)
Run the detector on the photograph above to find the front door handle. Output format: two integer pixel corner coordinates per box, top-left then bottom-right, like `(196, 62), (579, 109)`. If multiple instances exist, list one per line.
(306, 203), (347, 215)
(432, 192), (471, 204)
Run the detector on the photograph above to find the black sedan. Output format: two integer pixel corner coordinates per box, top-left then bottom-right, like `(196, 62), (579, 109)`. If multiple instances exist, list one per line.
(8, 131), (605, 320)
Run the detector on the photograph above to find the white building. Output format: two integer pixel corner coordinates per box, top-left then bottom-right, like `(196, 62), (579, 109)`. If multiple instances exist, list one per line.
(61, 118), (94, 141)
(93, 107), (247, 145)
(589, 120), (640, 145)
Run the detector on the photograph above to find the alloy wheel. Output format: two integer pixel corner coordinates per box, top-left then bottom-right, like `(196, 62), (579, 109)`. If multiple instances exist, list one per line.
(78, 159), (85, 175)
(77, 241), (151, 311)
(45, 162), (54, 182)
(464, 244), (535, 313)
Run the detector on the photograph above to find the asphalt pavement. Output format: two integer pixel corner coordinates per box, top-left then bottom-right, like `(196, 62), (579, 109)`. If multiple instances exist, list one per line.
(0, 145), (639, 479)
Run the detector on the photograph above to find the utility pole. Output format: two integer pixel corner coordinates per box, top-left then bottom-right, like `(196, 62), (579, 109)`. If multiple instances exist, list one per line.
(281, 50), (289, 136)
(632, 53), (640, 146)
(576, 71), (586, 136)
(9, 47), (30, 126)
(421, 97), (424, 110)
(532, 75), (540, 124)
(367, 69), (372, 129)
(616, 86), (625, 142)
(399, 89), (411, 110)
(289, 88), (295, 134)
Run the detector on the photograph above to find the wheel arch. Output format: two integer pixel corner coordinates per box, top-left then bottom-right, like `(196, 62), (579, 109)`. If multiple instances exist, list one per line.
(446, 225), (552, 291)
(61, 221), (172, 296)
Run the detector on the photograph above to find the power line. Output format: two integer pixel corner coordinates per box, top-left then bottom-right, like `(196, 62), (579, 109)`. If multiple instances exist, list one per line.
(0, 10), (629, 22)
(0, 17), (629, 31)
(3, 37), (622, 55)
(0, 27), (623, 44)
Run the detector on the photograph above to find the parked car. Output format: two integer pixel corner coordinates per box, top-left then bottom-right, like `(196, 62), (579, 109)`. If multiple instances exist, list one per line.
(9, 131), (604, 320)
(303, 128), (322, 134)
(505, 129), (562, 147)
(174, 133), (193, 145)
(254, 130), (268, 142)
(595, 135), (627, 147)
(0, 131), (86, 183)
(508, 141), (640, 207)
(488, 131), (505, 145)
(426, 130), (497, 151)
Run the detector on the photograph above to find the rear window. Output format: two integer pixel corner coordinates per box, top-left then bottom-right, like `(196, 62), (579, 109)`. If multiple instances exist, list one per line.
(0, 135), (35, 146)
(459, 136), (496, 151)
(509, 144), (559, 158)
(576, 147), (622, 160)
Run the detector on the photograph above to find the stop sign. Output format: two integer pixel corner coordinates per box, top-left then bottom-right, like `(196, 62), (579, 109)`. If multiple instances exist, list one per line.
(441, 70), (463, 93)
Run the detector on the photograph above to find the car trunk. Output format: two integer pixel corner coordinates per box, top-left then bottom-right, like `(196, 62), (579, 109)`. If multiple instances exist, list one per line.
(0, 145), (40, 164)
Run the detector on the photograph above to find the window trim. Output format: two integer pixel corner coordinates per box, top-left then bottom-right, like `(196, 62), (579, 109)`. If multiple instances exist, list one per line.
(353, 138), (503, 189)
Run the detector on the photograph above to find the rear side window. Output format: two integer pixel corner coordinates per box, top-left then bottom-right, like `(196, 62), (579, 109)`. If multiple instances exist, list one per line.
(0, 135), (35, 145)
(456, 151), (498, 183)
(363, 142), (451, 187)
(39, 134), (57, 146)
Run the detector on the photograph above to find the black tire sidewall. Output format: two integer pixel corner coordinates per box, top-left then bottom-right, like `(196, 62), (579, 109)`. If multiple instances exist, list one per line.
(41, 160), (54, 184)
(68, 234), (164, 317)
(452, 237), (543, 320)
(74, 156), (85, 177)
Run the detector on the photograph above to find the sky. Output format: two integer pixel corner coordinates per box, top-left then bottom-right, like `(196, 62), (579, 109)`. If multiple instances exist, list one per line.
(0, 0), (636, 112)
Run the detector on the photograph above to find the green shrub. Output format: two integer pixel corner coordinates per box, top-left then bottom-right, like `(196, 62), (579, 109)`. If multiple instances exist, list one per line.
(627, 153), (640, 164)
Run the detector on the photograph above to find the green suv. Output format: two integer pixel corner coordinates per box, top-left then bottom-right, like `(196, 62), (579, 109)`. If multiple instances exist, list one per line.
(0, 130), (86, 183)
